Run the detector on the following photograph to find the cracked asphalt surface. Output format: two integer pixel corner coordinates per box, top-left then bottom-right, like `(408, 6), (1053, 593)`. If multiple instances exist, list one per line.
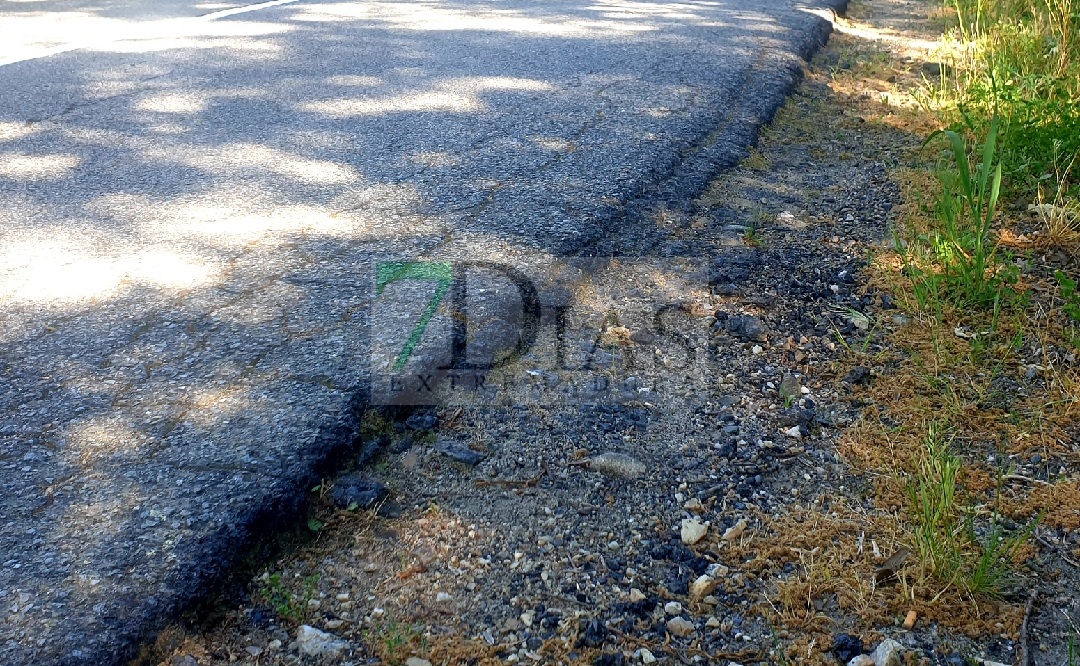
(0, 0), (841, 663)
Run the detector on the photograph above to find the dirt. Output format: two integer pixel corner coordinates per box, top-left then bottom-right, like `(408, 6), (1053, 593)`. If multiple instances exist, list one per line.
(142, 1), (1080, 665)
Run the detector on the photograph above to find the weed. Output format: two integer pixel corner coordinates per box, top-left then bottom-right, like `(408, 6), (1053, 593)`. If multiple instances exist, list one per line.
(364, 618), (425, 664)
(744, 146), (770, 171)
(963, 509), (1036, 596)
(908, 422), (963, 594)
(743, 222), (763, 247)
(938, 0), (1080, 199)
(1057, 270), (1080, 322)
(919, 118), (1015, 308)
(908, 423), (1036, 598)
(259, 572), (320, 623)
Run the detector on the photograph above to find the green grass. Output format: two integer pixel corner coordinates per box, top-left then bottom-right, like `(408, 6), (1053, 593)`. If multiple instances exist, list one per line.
(905, 118), (1022, 312)
(1057, 269), (1080, 322)
(907, 422), (1036, 599)
(938, 0), (1080, 200)
(363, 618), (427, 665)
(259, 572), (320, 623)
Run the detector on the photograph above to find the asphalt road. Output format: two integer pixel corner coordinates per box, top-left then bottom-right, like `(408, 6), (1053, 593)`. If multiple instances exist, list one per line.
(0, 0), (840, 663)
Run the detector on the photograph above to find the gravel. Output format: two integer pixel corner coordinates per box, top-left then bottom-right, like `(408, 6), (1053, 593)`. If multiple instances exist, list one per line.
(139, 24), (931, 664)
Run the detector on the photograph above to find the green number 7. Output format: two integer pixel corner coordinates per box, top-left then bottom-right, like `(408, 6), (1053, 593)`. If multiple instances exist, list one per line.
(376, 261), (454, 370)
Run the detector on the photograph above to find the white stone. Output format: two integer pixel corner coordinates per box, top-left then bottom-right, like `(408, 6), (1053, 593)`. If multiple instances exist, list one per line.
(664, 601), (683, 615)
(406, 658), (433, 666)
(680, 518), (709, 545)
(436, 591), (452, 603)
(297, 625), (348, 658)
(666, 617), (695, 637)
(705, 563), (729, 577)
(783, 425), (802, 438)
(721, 519), (747, 541)
(683, 497), (704, 511)
(689, 575), (719, 600)
(629, 588), (646, 602)
(872, 639), (904, 666)
(641, 648), (656, 663)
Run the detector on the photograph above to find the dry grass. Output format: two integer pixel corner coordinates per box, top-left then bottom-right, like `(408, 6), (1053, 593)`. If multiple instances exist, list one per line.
(715, 500), (1026, 644)
(716, 0), (1080, 649)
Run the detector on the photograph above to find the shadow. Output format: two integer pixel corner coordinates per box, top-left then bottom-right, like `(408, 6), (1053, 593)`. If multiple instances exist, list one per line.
(0, 0), (842, 663)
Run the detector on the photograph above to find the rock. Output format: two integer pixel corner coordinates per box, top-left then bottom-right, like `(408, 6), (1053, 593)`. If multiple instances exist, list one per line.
(778, 374), (802, 399)
(682, 497), (704, 512)
(664, 601), (683, 615)
(405, 412), (437, 430)
(842, 366), (871, 385)
(297, 625), (349, 658)
(406, 658), (433, 666)
(170, 657), (197, 666)
(705, 563), (729, 577)
(832, 634), (864, 663)
(726, 315), (769, 342)
(782, 425), (802, 439)
(776, 408), (815, 427)
(847, 656), (875, 666)
(585, 452), (648, 479)
(245, 646), (263, 657)
(872, 639), (903, 666)
(577, 618), (608, 648)
(387, 432), (414, 454)
(666, 617), (695, 637)
(434, 441), (484, 465)
(709, 250), (761, 287)
(436, 591), (452, 602)
(681, 518), (709, 545)
(921, 60), (952, 78)
(689, 575), (719, 600)
(629, 588), (647, 602)
(641, 647), (657, 663)
(721, 519), (747, 541)
(705, 616), (721, 628)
